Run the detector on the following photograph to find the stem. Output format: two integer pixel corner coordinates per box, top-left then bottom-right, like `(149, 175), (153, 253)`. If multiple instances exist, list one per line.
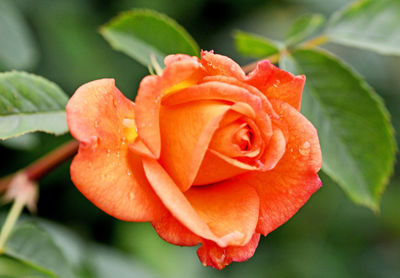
(242, 52), (281, 73)
(0, 197), (25, 254)
(25, 140), (79, 181)
(241, 35), (330, 73)
(0, 140), (78, 251)
(0, 176), (12, 194)
(301, 35), (330, 48)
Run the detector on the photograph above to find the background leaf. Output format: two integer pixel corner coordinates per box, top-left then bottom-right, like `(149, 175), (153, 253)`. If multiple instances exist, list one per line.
(0, 72), (68, 140)
(0, 0), (38, 70)
(114, 222), (217, 278)
(280, 48), (395, 210)
(3, 222), (75, 278)
(0, 133), (40, 151)
(285, 13), (325, 45)
(86, 245), (157, 278)
(234, 30), (280, 58)
(326, 0), (400, 56)
(100, 9), (200, 67)
(0, 256), (49, 278)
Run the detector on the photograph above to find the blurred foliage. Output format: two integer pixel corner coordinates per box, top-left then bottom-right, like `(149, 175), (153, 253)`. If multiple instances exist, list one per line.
(0, 0), (399, 277)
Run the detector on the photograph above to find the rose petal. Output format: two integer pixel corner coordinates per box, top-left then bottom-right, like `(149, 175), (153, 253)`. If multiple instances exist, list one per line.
(135, 57), (204, 158)
(246, 59), (305, 110)
(185, 180), (260, 246)
(142, 158), (259, 247)
(193, 150), (250, 185)
(67, 79), (135, 146)
(197, 233), (261, 269)
(162, 81), (273, 141)
(238, 100), (322, 235)
(201, 50), (246, 81)
(164, 54), (199, 67)
(67, 79), (164, 221)
(142, 158), (226, 246)
(159, 100), (232, 191)
(200, 75), (277, 118)
(152, 212), (202, 246)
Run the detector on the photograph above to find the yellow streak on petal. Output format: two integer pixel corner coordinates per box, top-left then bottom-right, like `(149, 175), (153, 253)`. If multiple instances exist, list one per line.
(164, 79), (197, 95)
(122, 118), (138, 142)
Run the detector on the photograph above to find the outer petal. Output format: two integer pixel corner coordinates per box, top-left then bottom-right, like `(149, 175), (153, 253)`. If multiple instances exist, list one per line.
(197, 233), (261, 269)
(239, 100), (322, 235)
(142, 158), (259, 247)
(152, 212), (202, 246)
(201, 51), (246, 81)
(246, 60), (305, 110)
(185, 180), (260, 246)
(67, 79), (164, 221)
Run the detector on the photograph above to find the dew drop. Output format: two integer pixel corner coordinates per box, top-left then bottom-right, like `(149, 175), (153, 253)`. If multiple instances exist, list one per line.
(94, 120), (99, 128)
(113, 99), (118, 107)
(299, 141), (311, 156)
(129, 192), (134, 199)
(127, 170), (132, 176)
(120, 137), (127, 145)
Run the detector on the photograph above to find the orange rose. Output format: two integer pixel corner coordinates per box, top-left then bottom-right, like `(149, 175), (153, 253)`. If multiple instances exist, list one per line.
(66, 51), (322, 269)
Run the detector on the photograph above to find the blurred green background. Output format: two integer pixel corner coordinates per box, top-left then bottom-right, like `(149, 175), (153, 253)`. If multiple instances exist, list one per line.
(1, 0), (399, 277)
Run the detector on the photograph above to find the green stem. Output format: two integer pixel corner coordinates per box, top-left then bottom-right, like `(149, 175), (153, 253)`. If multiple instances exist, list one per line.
(242, 52), (281, 73)
(301, 34), (330, 48)
(0, 140), (79, 252)
(0, 197), (25, 254)
(242, 34), (330, 73)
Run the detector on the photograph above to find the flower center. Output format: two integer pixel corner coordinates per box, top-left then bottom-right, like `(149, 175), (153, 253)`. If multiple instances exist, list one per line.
(233, 123), (253, 152)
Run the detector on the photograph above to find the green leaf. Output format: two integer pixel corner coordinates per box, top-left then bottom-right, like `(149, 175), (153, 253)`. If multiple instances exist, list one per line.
(280, 49), (395, 210)
(100, 9), (199, 67)
(1, 133), (40, 151)
(0, 72), (69, 140)
(39, 220), (156, 278)
(234, 30), (280, 58)
(3, 222), (75, 278)
(86, 245), (157, 278)
(115, 222), (217, 278)
(326, 0), (400, 56)
(0, 0), (38, 70)
(0, 256), (49, 278)
(285, 14), (326, 45)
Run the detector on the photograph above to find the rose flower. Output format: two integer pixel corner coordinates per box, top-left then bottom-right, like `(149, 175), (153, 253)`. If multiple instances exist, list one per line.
(66, 51), (322, 269)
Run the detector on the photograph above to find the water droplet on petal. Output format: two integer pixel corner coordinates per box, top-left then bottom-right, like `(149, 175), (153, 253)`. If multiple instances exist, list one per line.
(129, 192), (134, 199)
(299, 141), (311, 156)
(120, 137), (127, 145)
